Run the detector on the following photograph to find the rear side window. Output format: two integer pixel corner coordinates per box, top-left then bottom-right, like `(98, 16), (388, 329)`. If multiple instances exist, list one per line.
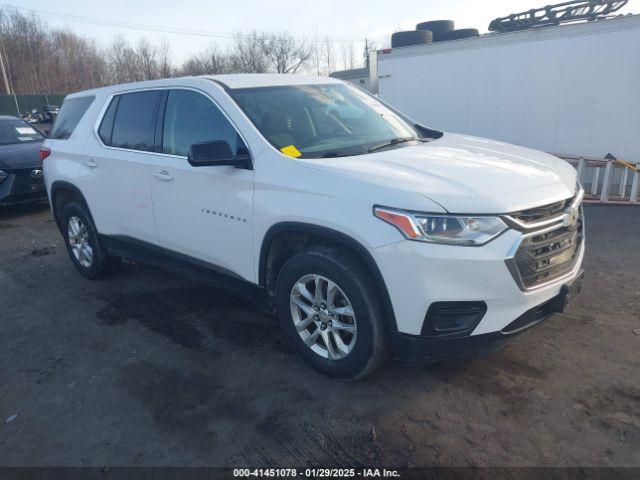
(50, 96), (94, 140)
(109, 91), (161, 152)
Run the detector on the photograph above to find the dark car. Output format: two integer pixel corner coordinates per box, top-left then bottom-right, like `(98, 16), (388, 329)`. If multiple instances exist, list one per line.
(42, 105), (60, 123)
(0, 116), (48, 206)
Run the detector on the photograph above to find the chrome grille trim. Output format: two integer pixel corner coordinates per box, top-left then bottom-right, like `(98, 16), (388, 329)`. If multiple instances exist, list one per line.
(504, 193), (584, 291)
(503, 188), (584, 231)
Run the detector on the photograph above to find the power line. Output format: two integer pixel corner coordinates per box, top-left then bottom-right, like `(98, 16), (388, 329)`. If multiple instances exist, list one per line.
(0, 3), (365, 43)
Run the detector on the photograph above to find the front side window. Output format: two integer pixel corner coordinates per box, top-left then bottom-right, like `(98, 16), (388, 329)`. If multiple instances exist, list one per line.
(162, 89), (243, 157)
(230, 83), (425, 158)
(50, 96), (94, 140)
(0, 119), (44, 145)
(110, 91), (161, 152)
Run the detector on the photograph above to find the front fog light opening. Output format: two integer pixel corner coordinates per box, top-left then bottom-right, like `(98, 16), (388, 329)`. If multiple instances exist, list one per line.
(421, 301), (487, 337)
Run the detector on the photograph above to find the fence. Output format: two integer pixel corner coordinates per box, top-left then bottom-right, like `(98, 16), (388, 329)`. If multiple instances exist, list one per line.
(0, 94), (66, 116)
(560, 155), (639, 204)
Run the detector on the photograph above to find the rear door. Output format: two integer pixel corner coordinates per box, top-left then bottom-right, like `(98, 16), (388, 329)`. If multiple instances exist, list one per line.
(149, 88), (255, 285)
(87, 90), (163, 256)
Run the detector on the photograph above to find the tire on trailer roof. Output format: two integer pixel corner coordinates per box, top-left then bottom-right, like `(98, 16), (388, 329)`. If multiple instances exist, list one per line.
(437, 28), (480, 42)
(415, 20), (454, 39)
(391, 30), (433, 48)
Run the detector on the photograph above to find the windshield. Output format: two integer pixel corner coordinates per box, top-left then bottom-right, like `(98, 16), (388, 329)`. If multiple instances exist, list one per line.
(230, 83), (424, 158)
(0, 120), (44, 145)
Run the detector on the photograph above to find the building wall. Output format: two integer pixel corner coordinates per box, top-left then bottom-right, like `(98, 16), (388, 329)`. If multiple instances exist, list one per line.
(377, 15), (640, 161)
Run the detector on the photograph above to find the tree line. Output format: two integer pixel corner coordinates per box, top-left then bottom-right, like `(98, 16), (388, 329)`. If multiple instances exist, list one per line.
(0, 8), (373, 95)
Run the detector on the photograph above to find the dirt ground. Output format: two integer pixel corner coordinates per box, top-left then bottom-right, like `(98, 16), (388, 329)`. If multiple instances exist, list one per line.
(0, 203), (638, 467)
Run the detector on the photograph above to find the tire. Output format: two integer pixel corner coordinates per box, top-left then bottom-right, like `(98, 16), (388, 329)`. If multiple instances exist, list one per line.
(60, 201), (118, 279)
(416, 20), (454, 38)
(391, 30), (433, 48)
(275, 247), (389, 380)
(437, 28), (480, 42)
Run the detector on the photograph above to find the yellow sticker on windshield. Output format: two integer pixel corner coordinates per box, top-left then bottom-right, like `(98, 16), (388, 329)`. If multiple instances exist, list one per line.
(280, 145), (302, 158)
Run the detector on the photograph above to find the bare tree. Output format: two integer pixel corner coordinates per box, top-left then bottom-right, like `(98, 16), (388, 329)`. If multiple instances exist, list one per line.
(339, 40), (356, 71)
(181, 46), (231, 75)
(229, 32), (269, 73)
(258, 32), (311, 74)
(0, 7), (366, 95)
(105, 36), (136, 83)
(157, 40), (173, 78)
(48, 30), (106, 93)
(323, 38), (335, 76)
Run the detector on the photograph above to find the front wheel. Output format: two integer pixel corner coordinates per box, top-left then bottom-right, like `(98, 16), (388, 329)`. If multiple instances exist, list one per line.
(275, 247), (389, 380)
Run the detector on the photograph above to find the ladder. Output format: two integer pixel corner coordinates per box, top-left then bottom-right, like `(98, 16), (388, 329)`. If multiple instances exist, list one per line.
(559, 155), (639, 204)
(489, 0), (628, 32)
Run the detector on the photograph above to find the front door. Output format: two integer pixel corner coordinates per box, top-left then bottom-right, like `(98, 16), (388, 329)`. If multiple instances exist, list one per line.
(149, 89), (255, 286)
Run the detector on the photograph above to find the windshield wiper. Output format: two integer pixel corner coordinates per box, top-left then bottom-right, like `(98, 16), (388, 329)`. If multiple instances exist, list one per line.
(367, 137), (420, 153)
(322, 151), (351, 158)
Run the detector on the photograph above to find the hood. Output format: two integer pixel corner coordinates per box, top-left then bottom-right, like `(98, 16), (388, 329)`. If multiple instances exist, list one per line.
(298, 133), (577, 213)
(0, 141), (43, 171)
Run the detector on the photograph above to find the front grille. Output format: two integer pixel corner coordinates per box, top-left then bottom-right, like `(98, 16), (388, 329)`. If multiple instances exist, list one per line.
(12, 169), (45, 195)
(508, 208), (583, 289)
(509, 194), (575, 225)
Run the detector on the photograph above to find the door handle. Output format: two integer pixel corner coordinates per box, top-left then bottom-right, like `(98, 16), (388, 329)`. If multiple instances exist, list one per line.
(84, 159), (98, 168)
(153, 170), (174, 182)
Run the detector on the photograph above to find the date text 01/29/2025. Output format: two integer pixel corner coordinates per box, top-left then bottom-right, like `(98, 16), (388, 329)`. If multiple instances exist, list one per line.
(232, 468), (401, 478)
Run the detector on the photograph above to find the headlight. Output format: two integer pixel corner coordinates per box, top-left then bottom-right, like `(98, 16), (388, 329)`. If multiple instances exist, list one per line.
(0, 170), (7, 182)
(374, 207), (508, 246)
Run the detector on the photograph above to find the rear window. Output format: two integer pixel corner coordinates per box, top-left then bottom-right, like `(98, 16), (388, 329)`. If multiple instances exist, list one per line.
(0, 119), (43, 145)
(50, 96), (94, 140)
(109, 91), (161, 152)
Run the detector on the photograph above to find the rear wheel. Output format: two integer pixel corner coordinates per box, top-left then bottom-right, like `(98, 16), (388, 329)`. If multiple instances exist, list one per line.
(275, 247), (389, 380)
(61, 202), (119, 279)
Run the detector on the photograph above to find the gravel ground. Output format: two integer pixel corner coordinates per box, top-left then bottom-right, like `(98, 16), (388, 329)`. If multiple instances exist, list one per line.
(0, 203), (638, 467)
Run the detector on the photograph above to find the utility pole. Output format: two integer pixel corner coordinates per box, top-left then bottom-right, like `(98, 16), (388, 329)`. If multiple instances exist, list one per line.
(0, 27), (18, 115)
(0, 38), (10, 94)
(364, 39), (369, 68)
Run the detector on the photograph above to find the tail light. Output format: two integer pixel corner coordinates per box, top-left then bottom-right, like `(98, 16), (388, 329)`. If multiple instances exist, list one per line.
(39, 147), (51, 161)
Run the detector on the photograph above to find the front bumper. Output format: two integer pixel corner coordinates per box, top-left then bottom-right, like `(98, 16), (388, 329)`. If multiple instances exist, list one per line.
(0, 169), (48, 206)
(391, 269), (584, 365)
(373, 214), (585, 361)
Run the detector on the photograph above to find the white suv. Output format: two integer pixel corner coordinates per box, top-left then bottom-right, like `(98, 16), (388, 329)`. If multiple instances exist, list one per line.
(42, 74), (584, 379)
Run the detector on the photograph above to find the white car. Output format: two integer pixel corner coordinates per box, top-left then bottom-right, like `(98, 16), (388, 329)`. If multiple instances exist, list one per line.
(42, 74), (584, 379)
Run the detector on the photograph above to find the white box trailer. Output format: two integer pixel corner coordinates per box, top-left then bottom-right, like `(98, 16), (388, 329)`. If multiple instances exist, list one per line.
(372, 14), (640, 164)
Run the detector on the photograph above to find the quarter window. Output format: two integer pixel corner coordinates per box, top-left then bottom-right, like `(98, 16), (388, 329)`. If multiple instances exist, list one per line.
(162, 89), (243, 157)
(98, 96), (119, 145)
(50, 96), (94, 140)
(110, 91), (161, 152)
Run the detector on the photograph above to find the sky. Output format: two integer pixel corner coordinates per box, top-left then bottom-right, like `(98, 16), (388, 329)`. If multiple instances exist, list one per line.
(10, 0), (637, 64)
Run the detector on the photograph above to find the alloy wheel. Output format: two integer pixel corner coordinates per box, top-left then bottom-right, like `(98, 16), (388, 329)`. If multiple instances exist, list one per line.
(67, 216), (93, 268)
(289, 274), (357, 360)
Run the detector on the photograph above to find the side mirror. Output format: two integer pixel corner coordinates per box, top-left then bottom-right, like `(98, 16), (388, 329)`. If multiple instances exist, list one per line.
(187, 140), (251, 168)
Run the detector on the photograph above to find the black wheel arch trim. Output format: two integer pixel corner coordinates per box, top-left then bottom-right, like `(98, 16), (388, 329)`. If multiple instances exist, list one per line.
(50, 180), (92, 227)
(259, 222), (398, 331)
